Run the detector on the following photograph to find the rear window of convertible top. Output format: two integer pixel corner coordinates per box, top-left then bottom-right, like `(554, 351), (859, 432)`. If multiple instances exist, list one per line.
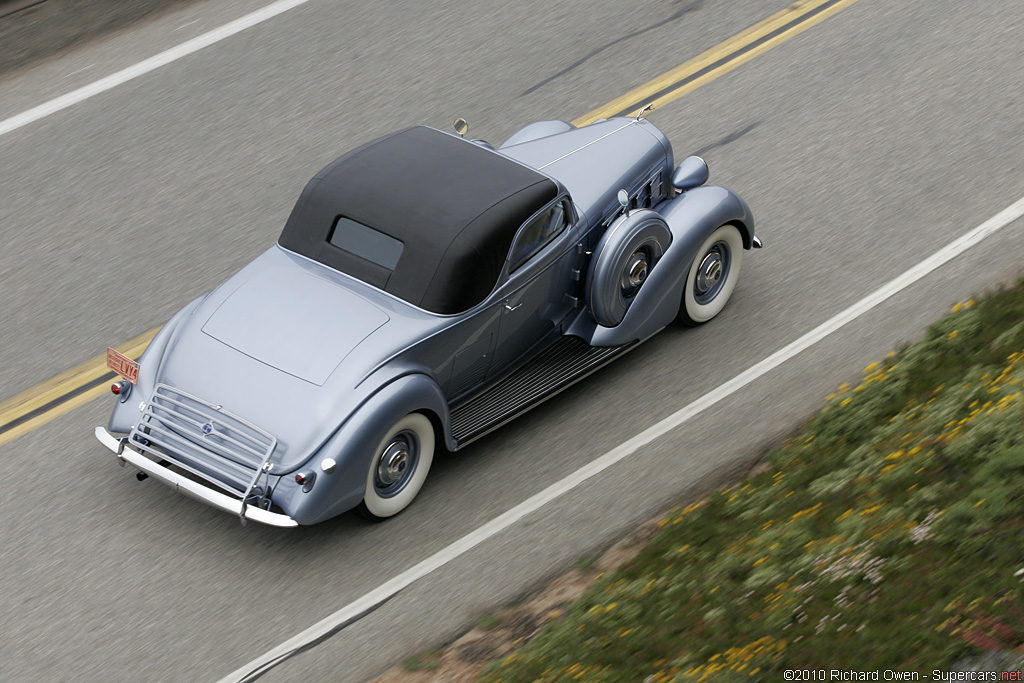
(328, 216), (404, 270)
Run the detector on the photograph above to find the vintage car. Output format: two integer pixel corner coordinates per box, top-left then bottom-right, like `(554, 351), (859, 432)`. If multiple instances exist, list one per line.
(95, 114), (759, 527)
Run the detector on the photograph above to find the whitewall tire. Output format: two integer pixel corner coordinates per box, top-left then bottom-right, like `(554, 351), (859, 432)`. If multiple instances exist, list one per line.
(357, 413), (435, 521)
(678, 224), (744, 326)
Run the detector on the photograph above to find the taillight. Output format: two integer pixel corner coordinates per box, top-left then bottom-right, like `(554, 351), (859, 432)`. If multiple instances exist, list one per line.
(111, 380), (131, 402)
(295, 471), (316, 491)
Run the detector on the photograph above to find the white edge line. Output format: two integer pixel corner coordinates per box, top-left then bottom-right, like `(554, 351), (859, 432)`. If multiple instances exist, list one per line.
(218, 195), (1024, 683)
(0, 0), (313, 138)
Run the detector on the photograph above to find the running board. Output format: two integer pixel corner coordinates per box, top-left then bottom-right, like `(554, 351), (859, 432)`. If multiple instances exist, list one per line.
(450, 336), (638, 447)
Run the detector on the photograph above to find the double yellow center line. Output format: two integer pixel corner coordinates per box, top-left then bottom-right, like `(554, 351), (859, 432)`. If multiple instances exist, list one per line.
(0, 328), (157, 446)
(0, 0), (861, 448)
(574, 0), (861, 126)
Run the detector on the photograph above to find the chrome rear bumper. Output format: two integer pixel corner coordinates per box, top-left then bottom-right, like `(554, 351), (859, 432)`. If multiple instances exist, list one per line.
(95, 427), (298, 528)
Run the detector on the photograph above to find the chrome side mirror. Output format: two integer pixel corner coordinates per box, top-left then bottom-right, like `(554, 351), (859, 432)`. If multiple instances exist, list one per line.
(671, 156), (709, 191)
(617, 189), (630, 210)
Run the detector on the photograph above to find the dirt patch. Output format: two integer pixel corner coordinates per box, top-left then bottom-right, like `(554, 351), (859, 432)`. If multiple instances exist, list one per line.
(370, 515), (666, 683)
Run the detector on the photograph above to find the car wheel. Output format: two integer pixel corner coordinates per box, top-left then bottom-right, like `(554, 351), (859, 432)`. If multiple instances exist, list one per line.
(356, 413), (435, 521)
(587, 209), (672, 327)
(678, 224), (744, 326)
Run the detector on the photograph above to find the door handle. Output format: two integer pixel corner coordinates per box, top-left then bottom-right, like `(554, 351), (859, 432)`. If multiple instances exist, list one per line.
(504, 302), (522, 311)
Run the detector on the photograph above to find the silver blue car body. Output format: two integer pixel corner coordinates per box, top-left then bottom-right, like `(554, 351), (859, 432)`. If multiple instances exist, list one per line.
(95, 116), (757, 527)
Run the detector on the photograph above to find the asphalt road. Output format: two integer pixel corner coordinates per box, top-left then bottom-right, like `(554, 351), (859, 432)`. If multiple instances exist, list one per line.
(0, 0), (206, 76)
(1, 0), (1023, 681)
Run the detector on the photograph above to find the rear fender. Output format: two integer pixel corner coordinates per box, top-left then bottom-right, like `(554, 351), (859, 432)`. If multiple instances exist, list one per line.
(108, 294), (208, 434)
(569, 185), (754, 346)
(271, 372), (450, 525)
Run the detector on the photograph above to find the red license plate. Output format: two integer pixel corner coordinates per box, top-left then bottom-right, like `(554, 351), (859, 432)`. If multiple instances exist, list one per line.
(107, 347), (140, 385)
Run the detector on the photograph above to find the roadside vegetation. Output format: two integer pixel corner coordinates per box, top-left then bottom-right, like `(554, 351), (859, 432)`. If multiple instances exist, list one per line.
(478, 282), (1024, 682)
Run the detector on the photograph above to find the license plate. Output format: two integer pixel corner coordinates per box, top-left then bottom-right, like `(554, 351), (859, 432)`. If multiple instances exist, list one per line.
(107, 347), (140, 385)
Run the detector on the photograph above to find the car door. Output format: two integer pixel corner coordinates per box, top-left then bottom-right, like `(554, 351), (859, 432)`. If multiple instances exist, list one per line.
(443, 313), (500, 401)
(488, 199), (578, 375)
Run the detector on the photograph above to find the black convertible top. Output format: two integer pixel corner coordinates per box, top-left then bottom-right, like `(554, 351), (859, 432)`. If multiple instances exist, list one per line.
(279, 126), (558, 314)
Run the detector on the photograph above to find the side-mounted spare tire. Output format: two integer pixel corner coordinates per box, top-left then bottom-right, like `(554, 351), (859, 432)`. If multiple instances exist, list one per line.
(586, 209), (672, 328)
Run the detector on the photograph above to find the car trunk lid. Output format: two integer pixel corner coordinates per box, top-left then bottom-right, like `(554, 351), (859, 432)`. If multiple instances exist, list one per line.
(201, 266), (390, 386)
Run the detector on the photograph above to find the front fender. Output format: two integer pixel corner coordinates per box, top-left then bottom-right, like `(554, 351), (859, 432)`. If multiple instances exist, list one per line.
(271, 372), (450, 525)
(569, 185), (754, 346)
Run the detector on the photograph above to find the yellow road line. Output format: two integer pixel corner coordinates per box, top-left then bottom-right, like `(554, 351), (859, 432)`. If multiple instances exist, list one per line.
(1, 384), (112, 447)
(0, 0), (862, 447)
(573, 0), (862, 126)
(0, 327), (158, 447)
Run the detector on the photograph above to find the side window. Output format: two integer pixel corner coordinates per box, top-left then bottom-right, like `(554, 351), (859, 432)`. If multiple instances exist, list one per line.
(509, 201), (568, 272)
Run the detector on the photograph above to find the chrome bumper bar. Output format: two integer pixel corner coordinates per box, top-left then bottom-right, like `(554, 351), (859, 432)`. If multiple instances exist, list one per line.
(95, 427), (298, 528)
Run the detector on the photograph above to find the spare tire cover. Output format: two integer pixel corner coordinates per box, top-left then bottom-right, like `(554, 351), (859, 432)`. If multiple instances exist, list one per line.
(586, 209), (671, 327)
